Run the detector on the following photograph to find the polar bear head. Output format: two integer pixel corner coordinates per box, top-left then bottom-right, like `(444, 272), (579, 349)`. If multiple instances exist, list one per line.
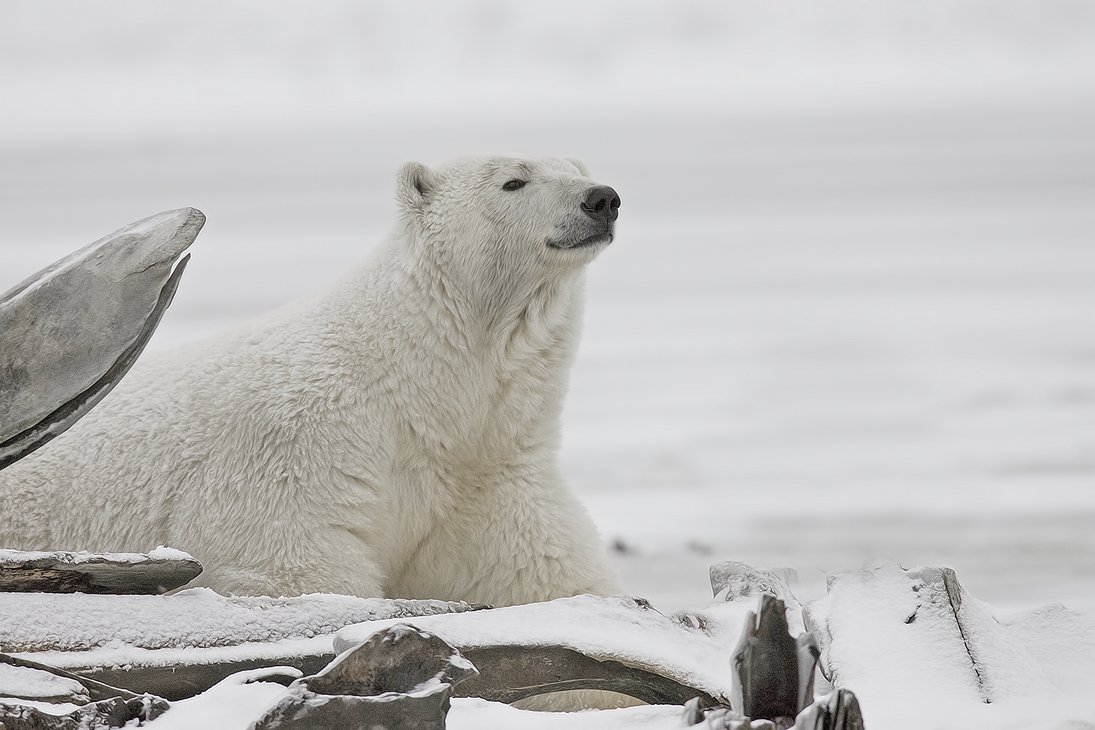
(395, 156), (620, 292)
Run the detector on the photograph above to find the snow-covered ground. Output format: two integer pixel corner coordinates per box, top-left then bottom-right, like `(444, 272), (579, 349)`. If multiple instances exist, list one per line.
(1, 2), (1094, 725)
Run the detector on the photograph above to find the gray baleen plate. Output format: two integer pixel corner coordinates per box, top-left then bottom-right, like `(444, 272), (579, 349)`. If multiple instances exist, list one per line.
(0, 208), (204, 469)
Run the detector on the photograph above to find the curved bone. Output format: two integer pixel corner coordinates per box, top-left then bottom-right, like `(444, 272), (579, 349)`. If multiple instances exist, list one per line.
(1, 651), (156, 705)
(61, 643), (724, 707)
(0, 208), (204, 470)
(456, 645), (722, 707)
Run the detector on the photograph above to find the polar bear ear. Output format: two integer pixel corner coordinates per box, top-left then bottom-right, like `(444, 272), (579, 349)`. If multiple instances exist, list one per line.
(564, 157), (591, 177)
(397, 162), (436, 211)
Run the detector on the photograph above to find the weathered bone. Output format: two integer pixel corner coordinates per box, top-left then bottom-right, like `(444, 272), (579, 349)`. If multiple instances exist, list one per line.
(62, 637), (724, 708)
(0, 651), (169, 728)
(0, 208), (203, 470)
(731, 594), (818, 723)
(3, 570), (833, 712)
(252, 624), (478, 730)
(454, 644), (721, 707)
(13, 592), (738, 707)
(0, 651), (162, 706)
(794, 689), (865, 730)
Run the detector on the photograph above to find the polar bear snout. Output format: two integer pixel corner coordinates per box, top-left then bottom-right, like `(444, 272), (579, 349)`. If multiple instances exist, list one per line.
(580, 185), (621, 225)
(546, 182), (621, 250)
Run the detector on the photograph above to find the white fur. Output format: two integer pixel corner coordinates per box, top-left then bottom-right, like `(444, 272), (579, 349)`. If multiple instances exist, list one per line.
(0, 156), (622, 606)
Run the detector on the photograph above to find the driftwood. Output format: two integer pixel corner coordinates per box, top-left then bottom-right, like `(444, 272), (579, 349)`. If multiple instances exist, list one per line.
(0, 208), (203, 470)
(0, 549), (203, 595)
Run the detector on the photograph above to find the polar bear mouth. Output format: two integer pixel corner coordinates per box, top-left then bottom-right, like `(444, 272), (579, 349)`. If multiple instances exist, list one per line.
(547, 230), (614, 250)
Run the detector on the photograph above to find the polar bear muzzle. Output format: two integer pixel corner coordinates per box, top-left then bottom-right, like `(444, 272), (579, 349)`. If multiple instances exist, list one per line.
(549, 185), (621, 250)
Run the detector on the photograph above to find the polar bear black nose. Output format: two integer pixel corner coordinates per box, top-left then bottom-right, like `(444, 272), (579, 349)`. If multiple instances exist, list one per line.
(581, 186), (621, 224)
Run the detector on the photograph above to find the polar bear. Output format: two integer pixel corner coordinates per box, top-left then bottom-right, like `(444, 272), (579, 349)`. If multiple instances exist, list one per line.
(0, 155), (623, 606)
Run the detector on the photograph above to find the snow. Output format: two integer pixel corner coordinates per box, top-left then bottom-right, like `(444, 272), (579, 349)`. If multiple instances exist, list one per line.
(0, 698), (83, 716)
(1000, 603), (1095, 696)
(135, 670), (293, 730)
(0, 2), (1093, 727)
(24, 636), (336, 674)
(1, 589), (475, 655)
(802, 563), (1095, 730)
(36, 575), (1069, 728)
(5, 575), (1095, 728)
(0, 663), (87, 703)
(0, 548), (194, 566)
(147, 546), (195, 562)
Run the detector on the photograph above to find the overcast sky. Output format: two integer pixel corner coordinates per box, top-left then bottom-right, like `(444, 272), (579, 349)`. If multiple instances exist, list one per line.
(1, 0), (1093, 145)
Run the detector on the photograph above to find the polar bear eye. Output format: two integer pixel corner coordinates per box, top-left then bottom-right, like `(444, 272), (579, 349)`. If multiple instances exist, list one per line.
(502, 179), (527, 191)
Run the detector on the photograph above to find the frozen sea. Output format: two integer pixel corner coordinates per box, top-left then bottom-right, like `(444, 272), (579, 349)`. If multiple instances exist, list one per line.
(2, 102), (1092, 615)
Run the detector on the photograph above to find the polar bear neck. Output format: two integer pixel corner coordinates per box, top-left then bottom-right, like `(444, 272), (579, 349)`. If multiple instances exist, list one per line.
(332, 231), (586, 438)
(389, 226), (586, 360)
